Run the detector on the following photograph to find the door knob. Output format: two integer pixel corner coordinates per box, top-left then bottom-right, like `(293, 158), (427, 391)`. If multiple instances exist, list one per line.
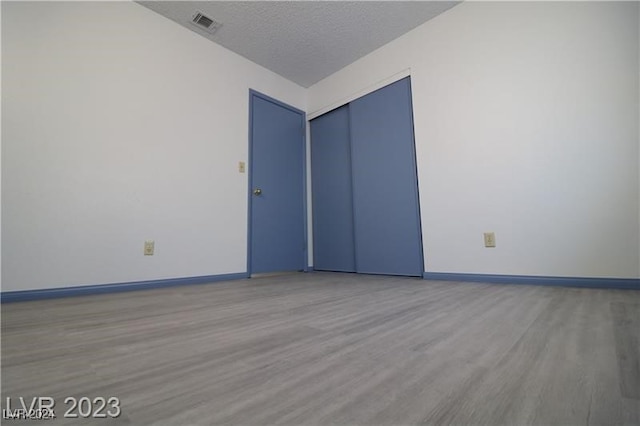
(253, 188), (262, 196)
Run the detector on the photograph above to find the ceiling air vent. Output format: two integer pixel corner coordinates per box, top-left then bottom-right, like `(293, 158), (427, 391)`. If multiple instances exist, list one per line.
(190, 11), (222, 34)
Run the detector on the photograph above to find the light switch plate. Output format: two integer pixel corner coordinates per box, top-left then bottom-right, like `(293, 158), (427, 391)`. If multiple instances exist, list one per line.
(484, 232), (496, 248)
(144, 240), (155, 256)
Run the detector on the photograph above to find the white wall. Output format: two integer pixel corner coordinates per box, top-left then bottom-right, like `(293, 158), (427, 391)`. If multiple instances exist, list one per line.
(2, 2), (306, 291)
(309, 1), (640, 279)
(3, 2), (638, 292)
(0, 2), (3, 289)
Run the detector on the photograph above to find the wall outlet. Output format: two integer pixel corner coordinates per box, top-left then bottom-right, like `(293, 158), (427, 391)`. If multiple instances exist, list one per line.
(144, 240), (155, 256)
(484, 232), (496, 248)
(238, 161), (246, 173)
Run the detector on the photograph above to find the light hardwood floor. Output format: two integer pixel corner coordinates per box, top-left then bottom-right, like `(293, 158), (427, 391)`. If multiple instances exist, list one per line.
(2, 272), (639, 425)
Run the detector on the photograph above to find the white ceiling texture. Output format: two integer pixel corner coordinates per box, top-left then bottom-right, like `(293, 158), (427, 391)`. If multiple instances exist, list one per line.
(138, 1), (460, 88)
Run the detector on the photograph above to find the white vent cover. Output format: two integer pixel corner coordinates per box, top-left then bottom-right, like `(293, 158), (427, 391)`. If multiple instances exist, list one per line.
(190, 11), (222, 34)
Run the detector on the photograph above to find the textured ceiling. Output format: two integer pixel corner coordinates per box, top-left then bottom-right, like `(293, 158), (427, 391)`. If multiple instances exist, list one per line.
(137, 1), (460, 87)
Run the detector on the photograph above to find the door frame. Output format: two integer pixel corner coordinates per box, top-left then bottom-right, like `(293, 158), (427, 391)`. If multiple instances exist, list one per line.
(247, 89), (308, 275)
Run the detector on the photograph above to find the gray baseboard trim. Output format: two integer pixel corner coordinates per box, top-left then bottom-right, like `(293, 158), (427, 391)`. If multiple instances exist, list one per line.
(1, 272), (250, 303)
(423, 272), (640, 290)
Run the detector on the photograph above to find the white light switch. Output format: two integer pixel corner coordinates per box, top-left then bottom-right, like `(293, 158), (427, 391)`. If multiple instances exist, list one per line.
(238, 161), (246, 173)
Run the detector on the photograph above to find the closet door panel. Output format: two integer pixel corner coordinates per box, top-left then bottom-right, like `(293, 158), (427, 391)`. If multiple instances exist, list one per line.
(349, 77), (423, 276)
(310, 105), (356, 272)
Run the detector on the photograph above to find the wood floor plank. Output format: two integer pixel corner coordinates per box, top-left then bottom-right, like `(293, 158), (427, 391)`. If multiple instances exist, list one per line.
(611, 301), (640, 400)
(2, 272), (639, 425)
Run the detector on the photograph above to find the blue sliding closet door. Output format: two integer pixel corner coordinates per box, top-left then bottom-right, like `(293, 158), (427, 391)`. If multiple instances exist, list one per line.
(350, 77), (423, 276)
(310, 105), (356, 272)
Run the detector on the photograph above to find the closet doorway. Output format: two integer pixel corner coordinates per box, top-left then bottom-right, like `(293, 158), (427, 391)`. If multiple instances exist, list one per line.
(310, 77), (423, 277)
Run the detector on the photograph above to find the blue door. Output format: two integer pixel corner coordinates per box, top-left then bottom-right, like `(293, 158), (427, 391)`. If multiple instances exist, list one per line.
(249, 91), (306, 274)
(350, 77), (423, 276)
(310, 105), (356, 272)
